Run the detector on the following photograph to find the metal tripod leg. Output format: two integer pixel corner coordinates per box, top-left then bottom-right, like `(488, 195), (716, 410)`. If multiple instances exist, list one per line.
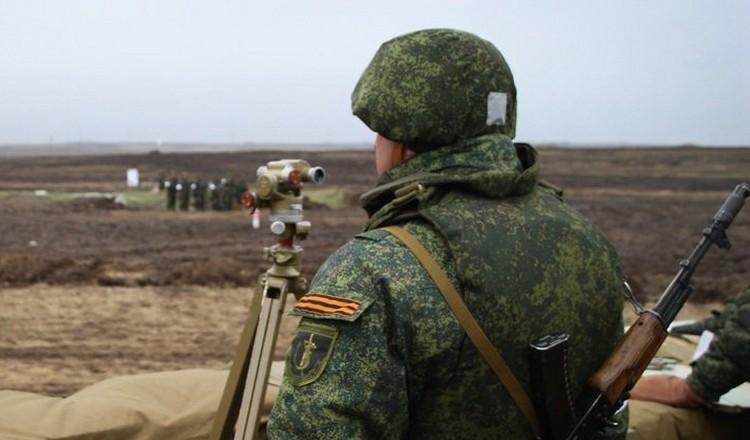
(209, 279), (264, 440)
(233, 275), (289, 440)
(209, 274), (290, 440)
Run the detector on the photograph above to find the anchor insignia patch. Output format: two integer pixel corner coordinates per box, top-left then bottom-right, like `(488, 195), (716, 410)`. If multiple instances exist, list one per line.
(286, 321), (338, 386)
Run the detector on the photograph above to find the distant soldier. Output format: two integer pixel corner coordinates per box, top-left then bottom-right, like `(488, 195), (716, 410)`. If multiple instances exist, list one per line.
(165, 178), (176, 210)
(232, 179), (248, 208)
(220, 178), (233, 211)
(225, 178), (240, 210)
(209, 180), (221, 211)
(177, 180), (190, 211)
(193, 180), (207, 211)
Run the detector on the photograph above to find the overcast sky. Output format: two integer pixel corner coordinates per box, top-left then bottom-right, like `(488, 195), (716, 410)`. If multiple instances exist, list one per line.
(0, 0), (748, 146)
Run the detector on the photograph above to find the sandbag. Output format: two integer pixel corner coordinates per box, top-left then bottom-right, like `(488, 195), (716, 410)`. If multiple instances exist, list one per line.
(0, 362), (284, 440)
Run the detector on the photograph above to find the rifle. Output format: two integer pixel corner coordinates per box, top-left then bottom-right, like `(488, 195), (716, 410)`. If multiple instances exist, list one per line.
(529, 182), (750, 440)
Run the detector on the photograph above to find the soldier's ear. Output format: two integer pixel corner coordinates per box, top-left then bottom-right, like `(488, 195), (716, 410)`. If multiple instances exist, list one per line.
(374, 134), (405, 176)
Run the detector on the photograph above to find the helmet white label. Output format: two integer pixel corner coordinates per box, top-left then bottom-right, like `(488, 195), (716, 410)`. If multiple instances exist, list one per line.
(486, 92), (508, 126)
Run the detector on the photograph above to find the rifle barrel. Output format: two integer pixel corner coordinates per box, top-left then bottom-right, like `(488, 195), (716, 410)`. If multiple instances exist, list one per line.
(653, 183), (749, 326)
(563, 183), (749, 440)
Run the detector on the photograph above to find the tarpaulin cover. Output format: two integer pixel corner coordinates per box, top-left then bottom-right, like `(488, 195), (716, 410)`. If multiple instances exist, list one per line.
(0, 362), (284, 440)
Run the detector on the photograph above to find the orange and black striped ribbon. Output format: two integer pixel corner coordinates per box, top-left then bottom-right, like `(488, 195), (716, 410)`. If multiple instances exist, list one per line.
(294, 293), (361, 316)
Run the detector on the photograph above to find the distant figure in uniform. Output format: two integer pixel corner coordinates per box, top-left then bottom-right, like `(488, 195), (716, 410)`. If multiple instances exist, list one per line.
(165, 178), (176, 210)
(632, 287), (750, 406)
(231, 179), (247, 208)
(193, 180), (207, 211)
(219, 178), (232, 211)
(208, 180), (221, 211)
(267, 29), (626, 439)
(177, 180), (190, 211)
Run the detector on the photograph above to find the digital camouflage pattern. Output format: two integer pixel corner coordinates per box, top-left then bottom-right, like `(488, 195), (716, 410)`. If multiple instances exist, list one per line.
(268, 29), (625, 439)
(351, 29), (516, 152)
(688, 287), (750, 402)
(267, 134), (627, 439)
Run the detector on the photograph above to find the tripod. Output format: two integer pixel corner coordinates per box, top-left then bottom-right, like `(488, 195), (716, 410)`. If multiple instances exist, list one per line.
(209, 160), (325, 440)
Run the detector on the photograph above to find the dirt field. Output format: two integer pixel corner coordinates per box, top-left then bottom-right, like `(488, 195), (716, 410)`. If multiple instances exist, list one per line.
(1, 146), (748, 396)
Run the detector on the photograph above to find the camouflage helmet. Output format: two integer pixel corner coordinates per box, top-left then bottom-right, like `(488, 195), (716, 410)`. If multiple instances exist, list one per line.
(352, 29), (516, 152)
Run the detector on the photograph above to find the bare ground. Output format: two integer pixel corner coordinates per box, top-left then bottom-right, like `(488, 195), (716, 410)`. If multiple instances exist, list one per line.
(1, 146), (748, 396)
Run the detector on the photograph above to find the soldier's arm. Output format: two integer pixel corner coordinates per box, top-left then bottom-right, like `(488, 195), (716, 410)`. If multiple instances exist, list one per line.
(687, 287), (750, 402)
(267, 239), (410, 439)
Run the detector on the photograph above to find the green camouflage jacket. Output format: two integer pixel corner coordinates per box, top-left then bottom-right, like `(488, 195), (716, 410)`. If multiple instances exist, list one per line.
(688, 287), (750, 402)
(267, 135), (626, 439)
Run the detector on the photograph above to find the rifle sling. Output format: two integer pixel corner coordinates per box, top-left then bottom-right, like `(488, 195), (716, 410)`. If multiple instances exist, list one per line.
(380, 226), (541, 437)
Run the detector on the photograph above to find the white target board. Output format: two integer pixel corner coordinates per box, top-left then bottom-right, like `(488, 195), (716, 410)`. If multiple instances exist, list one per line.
(127, 168), (140, 188)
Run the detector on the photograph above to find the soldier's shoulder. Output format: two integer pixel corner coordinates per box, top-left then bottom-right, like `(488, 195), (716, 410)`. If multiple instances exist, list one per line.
(290, 231), (402, 323)
(357, 222), (448, 262)
(313, 226), (426, 281)
(318, 227), (412, 264)
(354, 227), (394, 243)
(356, 221), (442, 244)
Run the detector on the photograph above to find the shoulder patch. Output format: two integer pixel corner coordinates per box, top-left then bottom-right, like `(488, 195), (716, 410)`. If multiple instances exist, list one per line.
(286, 321), (338, 386)
(289, 292), (373, 322)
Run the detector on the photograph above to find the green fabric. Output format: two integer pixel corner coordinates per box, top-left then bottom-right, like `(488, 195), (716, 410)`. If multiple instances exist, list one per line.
(687, 287), (750, 402)
(267, 136), (626, 439)
(351, 29), (517, 152)
(360, 133), (533, 231)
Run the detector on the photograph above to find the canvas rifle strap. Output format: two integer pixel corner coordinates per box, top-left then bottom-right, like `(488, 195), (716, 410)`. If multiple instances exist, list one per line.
(381, 225), (542, 438)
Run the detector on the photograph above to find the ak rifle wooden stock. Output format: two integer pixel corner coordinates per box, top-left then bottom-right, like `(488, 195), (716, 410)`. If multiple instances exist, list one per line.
(531, 183), (750, 440)
(587, 312), (666, 405)
(590, 182), (750, 407)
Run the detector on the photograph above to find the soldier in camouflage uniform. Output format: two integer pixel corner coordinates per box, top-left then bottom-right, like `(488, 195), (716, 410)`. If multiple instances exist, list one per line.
(268, 29), (626, 439)
(218, 178), (231, 211)
(231, 179), (248, 208)
(632, 287), (750, 406)
(193, 180), (207, 211)
(165, 178), (176, 210)
(178, 179), (190, 211)
(208, 180), (221, 211)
